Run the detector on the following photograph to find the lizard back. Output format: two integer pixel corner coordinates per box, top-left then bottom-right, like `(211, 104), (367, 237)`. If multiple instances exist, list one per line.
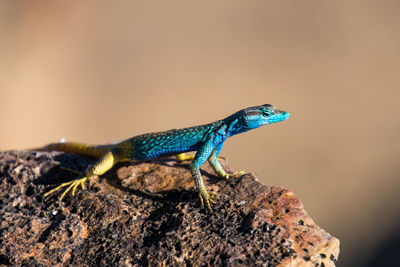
(124, 121), (222, 160)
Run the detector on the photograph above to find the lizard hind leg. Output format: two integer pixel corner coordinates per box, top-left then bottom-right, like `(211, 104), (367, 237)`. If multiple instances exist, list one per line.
(44, 149), (120, 201)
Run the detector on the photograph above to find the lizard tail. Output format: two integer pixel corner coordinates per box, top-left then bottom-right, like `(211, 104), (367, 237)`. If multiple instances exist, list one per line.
(33, 142), (113, 158)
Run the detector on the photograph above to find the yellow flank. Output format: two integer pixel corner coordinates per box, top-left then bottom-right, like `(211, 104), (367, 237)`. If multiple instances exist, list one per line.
(176, 153), (226, 163)
(176, 153), (195, 162)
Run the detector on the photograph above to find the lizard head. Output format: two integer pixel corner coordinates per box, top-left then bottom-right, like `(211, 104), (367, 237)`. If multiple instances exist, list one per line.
(225, 104), (289, 136)
(243, 104), (290, 128)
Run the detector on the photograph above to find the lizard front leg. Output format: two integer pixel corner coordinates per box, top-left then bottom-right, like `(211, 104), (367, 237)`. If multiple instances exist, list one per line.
(44, 148), (122, 200)
(189, 138), (219, 211)
(208, 142), (245, 179)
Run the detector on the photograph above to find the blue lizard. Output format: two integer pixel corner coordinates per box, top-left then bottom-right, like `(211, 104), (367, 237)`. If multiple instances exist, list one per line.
(39, 104), (290, 210)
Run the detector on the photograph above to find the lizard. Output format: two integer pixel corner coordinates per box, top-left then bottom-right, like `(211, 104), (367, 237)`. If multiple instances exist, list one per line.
(37, 104), (290, 210)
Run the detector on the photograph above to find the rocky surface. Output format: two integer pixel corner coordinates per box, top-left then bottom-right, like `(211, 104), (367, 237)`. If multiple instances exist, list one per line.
(0, 150), (339, 266)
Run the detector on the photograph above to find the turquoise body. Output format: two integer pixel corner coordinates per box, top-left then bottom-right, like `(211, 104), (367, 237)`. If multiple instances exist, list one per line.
(124, 104), (290, 162)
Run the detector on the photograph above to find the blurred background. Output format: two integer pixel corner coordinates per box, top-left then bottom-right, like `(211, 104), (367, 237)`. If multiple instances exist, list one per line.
(1, 1), (399, 266)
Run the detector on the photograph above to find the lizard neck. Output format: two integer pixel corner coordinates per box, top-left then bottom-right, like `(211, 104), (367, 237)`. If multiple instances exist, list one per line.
(220, 112), (248, 138)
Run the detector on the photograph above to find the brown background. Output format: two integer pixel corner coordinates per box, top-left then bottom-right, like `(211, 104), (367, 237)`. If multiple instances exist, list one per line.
(1, 1), (399, 266)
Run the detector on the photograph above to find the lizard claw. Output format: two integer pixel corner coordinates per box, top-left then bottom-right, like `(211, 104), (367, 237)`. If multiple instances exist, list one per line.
(223, 170), (245, 179)
(44, 176), (88, 201)
(198, 189), (218, 211)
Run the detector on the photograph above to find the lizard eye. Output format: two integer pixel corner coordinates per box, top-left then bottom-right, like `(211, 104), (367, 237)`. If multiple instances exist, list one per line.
(261, 110), (272, 116)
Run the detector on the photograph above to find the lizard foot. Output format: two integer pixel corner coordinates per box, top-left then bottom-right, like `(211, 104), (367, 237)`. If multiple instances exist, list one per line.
(198, 189), (218, 211)
(222, 170), (245, 179)
(44, 176), (88, 201)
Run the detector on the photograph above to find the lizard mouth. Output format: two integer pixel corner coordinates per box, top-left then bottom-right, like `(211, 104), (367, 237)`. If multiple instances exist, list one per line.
(268, 111), (290, 124)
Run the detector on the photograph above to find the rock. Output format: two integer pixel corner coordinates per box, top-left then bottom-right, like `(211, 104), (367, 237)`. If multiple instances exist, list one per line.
(0, 150), (339, 266)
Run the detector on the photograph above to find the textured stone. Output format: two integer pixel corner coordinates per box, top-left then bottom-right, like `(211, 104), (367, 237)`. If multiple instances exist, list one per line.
(0, 150), (339, 266)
